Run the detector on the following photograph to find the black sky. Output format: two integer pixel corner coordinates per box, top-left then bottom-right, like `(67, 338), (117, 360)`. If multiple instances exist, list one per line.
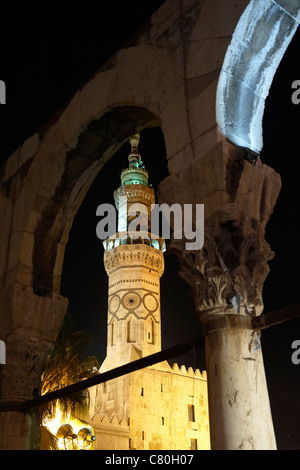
(0, 1), (299, 450)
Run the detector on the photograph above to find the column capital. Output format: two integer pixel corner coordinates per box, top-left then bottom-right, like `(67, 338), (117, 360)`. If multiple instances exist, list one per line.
(174, 205), (274, 324)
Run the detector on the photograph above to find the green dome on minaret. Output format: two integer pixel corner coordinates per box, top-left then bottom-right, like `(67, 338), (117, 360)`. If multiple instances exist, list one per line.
(120, 133), (150, 186)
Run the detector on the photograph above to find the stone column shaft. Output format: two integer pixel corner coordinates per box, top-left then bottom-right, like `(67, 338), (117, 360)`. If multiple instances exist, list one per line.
(205, 324), (276, 449)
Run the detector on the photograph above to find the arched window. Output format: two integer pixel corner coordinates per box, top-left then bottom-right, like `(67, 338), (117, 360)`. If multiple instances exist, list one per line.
(111, 319), (117, 346)
(127, 316), (136, 343)
(147, 317), (155, 344)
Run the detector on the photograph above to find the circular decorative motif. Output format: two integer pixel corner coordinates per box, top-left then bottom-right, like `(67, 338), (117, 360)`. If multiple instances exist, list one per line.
(143, 293), (158, 313)
(109, 295), (120, 314)
(123, 292), (141, 310)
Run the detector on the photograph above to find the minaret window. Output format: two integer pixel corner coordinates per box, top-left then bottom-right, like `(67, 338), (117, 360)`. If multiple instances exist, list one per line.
(190, 439), (198, 450)
(147, 317), (155, 344)
(127, 316), (136, 343)
(111, 320), (117, 346)
(188, 404), (195, 422)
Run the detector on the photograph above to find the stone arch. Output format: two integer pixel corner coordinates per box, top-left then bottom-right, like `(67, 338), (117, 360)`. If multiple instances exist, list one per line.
(146, 317), (155, 344)
(23, 105), (161, 297)
(216, 0), (300, 154)
(1, 0), (252, 305)
(0, 103), (163, 449)
(127, 315), (137, 343)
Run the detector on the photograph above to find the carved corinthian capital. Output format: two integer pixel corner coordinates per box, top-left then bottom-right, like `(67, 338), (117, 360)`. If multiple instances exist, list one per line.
(173, 205), (274, 323)
(159, 140), (282, 326)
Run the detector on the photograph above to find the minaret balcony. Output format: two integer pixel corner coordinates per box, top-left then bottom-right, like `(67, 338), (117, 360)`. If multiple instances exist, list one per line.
(103, 231), (166, 253)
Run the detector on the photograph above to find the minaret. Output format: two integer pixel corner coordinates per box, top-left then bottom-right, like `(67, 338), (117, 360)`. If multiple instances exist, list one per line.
(100, 133), (166, 373)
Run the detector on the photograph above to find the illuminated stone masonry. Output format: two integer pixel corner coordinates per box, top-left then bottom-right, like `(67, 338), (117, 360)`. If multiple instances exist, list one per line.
(88, 363), (209, 450)
(87, 134), (210, 450)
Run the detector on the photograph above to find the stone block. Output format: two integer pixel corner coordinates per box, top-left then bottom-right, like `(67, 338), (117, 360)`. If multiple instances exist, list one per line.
(274, 0), (300, 21)
(19, 133), (40, 167)
(189, 0), (249, 40)
(187, 74), (219, 147)
(186, 38), (229, 79)
(55, 92), (82, 149)
(22, 125), (66, 195)
(79, 70), (115, 128)
(150, 1), (179, 45)
(3, 148), (20, 182)
(0, 195), (12, 244)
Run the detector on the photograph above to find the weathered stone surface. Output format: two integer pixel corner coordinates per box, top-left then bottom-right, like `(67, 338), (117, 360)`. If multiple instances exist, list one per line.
(0, 411), (40, 450)
(19, 134), (40, 167)
(0, 282), (67, 449)
(217, 0), (300, 153)
(205, 326), (277, 449)
(0, 282), (68, 433)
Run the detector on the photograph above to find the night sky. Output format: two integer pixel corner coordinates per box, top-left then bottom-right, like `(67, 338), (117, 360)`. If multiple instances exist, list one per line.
(0, 2), (299, 450)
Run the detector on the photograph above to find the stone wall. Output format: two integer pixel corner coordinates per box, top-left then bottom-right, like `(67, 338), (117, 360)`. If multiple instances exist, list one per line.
(87, 362), (210, 450)
(129, 363), (209, 450)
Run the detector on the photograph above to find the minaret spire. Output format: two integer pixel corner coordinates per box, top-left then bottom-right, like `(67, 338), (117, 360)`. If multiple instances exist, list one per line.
(100, 132), (165, 373)
(128, 133), (141, 168)
(119, 133), (148, 187)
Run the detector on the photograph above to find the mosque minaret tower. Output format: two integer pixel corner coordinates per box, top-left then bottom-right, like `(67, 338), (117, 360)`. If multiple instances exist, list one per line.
(100, 133), (166, 372)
